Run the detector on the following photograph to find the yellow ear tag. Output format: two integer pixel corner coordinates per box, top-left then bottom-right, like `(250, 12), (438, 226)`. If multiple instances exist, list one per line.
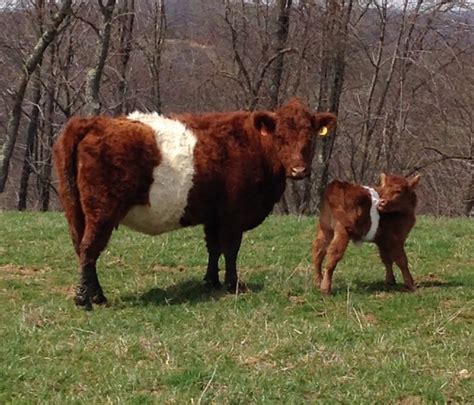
(319, 126), (328, 136)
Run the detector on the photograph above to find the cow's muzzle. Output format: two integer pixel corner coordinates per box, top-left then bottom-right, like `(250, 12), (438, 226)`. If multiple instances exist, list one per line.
(289, 166), (307, 179)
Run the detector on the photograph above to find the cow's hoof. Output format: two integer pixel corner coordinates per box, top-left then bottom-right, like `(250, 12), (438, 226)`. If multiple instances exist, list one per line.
(204, 276), (221, 289)
(74, 294), (93, 311)
(92, 292), (108, 306)
(402, 284), (416, 292)
(226, 282), (247, 294)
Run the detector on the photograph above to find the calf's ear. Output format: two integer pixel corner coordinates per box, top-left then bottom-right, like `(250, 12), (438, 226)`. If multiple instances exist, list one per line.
(253, 111), (277, 137)
(313, 112), (337, 136)
(380, 173), (387, 187)
(408, 174), (421, 189)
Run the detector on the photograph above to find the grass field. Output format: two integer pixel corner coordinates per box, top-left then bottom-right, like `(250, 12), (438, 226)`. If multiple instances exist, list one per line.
(0, 212), (473, 403)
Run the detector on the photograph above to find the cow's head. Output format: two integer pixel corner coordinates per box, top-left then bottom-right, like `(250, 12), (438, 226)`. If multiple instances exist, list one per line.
(377, 173), (421, 213)
(253, 98), (337, 179)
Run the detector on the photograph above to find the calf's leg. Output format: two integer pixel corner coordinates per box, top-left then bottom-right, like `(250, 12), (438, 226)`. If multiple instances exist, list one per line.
(203, 224), (222, 288)
(377, 244), (396, 286)
(312, 225), (333, 287)
(320, 225), (349, 295)
(393, 246), (415, 291)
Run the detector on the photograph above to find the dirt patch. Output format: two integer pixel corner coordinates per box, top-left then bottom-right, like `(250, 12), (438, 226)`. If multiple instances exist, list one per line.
(416, 273), (449, 289)
(362, 313), (378, 326)
(398, 396), (423, 405)
(0, 264), (48, 279)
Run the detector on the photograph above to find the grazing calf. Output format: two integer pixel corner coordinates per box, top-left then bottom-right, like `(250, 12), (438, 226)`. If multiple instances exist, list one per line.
(312, 173), (421, 295)
(53, 98), (336, 309)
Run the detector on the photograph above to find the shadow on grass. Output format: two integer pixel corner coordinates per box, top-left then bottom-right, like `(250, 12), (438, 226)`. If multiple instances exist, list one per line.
(327, 277), (460, 296)
(121, 278), (264, 306)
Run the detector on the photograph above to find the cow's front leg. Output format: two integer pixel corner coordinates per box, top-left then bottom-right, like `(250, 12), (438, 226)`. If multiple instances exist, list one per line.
(203, 224), (222, 288)
(221, 231), (243, 293)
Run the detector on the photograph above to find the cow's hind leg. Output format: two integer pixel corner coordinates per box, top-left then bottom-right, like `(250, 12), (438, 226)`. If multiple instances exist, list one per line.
(312, 225), (333, 288)
(203, 224), (222, 288)
(75, 220), (115, 310)
(320, 225), (349, 295)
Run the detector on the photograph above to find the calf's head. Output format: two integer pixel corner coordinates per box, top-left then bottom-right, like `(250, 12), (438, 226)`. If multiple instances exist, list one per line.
(254, 98), (337, 179)
(377, 173), (421, 213)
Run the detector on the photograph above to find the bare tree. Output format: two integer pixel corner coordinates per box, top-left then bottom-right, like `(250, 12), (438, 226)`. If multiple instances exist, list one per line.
(269, 0), (292, 109)
(18, 70), (42, 211)
(139, 0), (167, 113)
(113, 0), (136, 115)
(0, 0), (72, 193)
(85, 0), (116, 115)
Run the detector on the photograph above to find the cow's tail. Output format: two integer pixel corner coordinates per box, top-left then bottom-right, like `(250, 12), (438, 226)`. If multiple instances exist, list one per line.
(53, 117), (94, 253)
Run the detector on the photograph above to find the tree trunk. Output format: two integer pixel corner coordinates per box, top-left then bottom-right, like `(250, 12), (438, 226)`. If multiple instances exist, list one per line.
(269, 0), (292, 110)
(18, 70), (43, 211)
(281, 0), (352, 215)
(308, 0), (352, 214)
(85, 0), (116, 115)
(0, 0), (72, 192)
(464, 142), (474, 217)
(39, 43), (58, 211)
(269, 0), (293, 214)
(114, 0), (135, 115)
(145, 0), (166, 113)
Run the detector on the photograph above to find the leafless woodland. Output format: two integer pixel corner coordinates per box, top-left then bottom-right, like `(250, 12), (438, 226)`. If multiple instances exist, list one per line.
(0, 0), (472, 216)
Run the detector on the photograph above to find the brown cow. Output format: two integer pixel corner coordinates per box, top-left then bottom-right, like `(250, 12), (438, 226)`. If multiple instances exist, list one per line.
(53, 98), (336, 309)
(312, 173), (421, 295)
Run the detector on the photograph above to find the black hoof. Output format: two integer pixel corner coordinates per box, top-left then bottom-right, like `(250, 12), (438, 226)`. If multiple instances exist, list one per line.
(226, 282), (247, 294)
(92, 292), (108, 306)
(74, 294), (93, 311)
(75, 285), (106, 310)
(204, 275), (221, 289)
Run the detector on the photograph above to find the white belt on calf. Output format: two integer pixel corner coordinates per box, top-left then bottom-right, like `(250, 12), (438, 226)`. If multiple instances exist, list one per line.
(362, 186), (380, 242)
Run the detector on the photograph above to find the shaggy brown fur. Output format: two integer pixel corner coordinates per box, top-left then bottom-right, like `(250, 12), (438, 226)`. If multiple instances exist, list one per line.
(53, 98), (336, 309)
(312, 173), (421, 295)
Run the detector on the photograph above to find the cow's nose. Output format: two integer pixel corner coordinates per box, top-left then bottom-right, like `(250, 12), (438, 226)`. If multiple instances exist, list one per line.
(290, 166), (307, 179)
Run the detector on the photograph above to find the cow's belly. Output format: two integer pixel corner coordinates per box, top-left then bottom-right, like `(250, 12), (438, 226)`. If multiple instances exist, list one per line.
(121, 112), (197, 235)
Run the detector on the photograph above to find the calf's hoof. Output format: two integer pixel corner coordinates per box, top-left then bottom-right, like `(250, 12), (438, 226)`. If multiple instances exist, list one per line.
(385, 277), (396, 286)
(315, 276), (322, 288)
(320, 279), (332, 295)
(402, 284), (416, 292)
(320, 288), (332, 296)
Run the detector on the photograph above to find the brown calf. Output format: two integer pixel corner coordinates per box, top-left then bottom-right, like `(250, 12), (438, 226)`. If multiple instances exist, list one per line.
(53, 98), (336, 309)
(312, 173), (421, 295)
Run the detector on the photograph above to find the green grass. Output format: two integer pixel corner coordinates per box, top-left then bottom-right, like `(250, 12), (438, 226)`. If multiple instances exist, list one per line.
(0, 212), (473, 403)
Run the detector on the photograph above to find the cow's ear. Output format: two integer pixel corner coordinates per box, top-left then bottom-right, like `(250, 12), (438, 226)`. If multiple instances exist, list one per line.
(253, 112), (277, 137)
(408, 174), (421, 189)
(380, 173), (387, 187)
(313, 112), (337, 137)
